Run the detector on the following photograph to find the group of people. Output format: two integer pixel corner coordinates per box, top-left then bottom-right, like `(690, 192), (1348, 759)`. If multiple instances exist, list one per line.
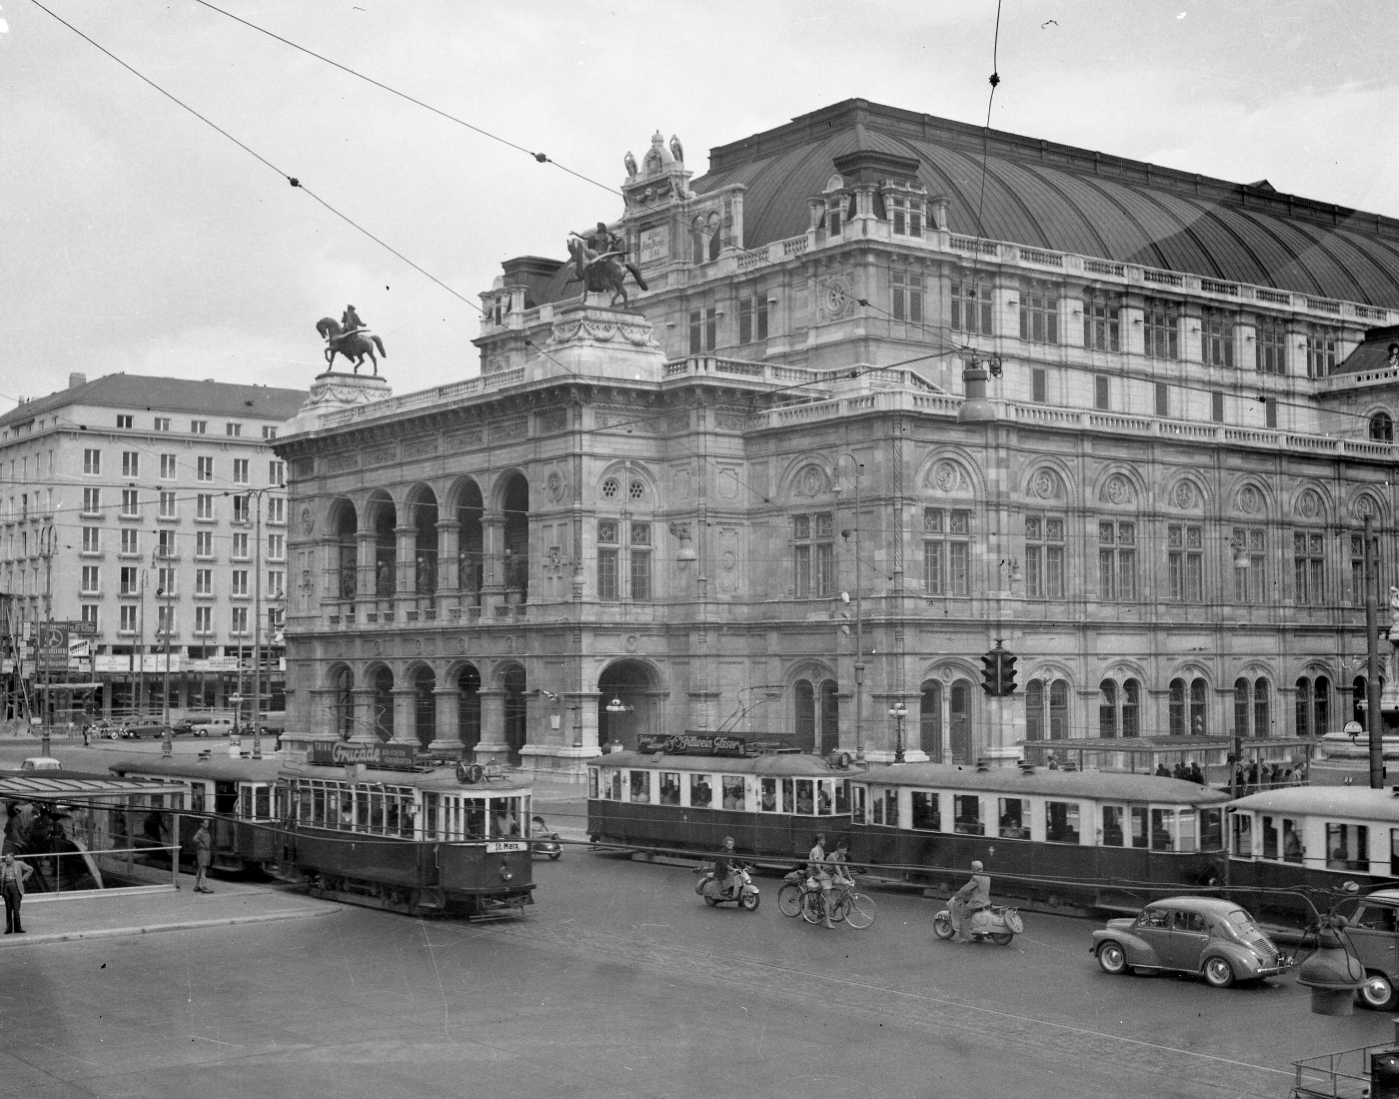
(805, 832), (856, 929)
(1233, 760), (1304, 793)
(1154, 760), (1207, 784)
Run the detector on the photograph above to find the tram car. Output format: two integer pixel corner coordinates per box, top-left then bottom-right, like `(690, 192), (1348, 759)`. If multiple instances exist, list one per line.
(851, 761), (1230, 912)
(1226, 786), (1399, 923)
(588, 744), (858, 861)
(108, 754), (537, 918)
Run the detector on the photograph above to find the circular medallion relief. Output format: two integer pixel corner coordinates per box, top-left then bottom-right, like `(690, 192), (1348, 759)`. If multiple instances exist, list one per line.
(1239, 486), (1262, 514)
(933, 461), (960, 493)
(1031, 469), (1062, 499)
(721, 550), (737, 571)
(546, 471), (565, 502)
(801, 466), (824, 496)
(823, 276), (850, 317)
(625, 634), (640, 653)
(1173, 481), (1196, 510)
(301, 507), (315, 536)
(1297, 490), (1320, 518)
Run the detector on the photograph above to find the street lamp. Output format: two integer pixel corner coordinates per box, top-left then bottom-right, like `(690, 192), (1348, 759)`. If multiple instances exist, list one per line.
(831, 454), (865, 760)
(238, 488), (277, 761)
(605, 696), (631, 753)
(887, 700), (908, 764)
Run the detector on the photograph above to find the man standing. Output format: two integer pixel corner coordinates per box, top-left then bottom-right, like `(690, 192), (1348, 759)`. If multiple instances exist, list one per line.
(1, 853), (33, 933)
(808, 832), (834, 929)
(193, 820), (213, 894)
(950, 859), (991, 943)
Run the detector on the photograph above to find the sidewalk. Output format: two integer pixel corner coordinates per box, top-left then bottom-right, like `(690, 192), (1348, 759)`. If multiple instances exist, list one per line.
(530, 778), (590, 843)
(0, 871), (335, 948)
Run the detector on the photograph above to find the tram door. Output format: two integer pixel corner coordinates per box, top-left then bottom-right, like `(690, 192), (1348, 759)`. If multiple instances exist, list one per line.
(213, 780), (238, 848)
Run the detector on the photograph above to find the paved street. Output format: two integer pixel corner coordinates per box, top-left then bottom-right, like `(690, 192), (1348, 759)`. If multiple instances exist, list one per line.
(0, 823), (1393, 1099)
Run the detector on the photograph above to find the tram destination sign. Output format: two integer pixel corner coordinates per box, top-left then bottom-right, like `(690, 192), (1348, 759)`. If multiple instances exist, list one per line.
(636, 733), (747, 757)
(308, 741), (418, 771)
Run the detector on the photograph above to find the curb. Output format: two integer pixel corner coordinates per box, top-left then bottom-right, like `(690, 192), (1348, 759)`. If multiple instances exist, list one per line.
(0, 906), (334, 948)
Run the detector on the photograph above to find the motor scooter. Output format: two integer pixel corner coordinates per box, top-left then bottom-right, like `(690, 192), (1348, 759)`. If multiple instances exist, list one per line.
(529, 815), (562, 860)
(932, 903), (1024, 945)
(694, 863), (760, 910)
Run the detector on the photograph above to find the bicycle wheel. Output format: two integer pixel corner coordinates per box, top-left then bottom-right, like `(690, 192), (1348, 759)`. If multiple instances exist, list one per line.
(842, 892), (876, 930)
(800, 889), (825, 925)
(777, 882), (804, 918)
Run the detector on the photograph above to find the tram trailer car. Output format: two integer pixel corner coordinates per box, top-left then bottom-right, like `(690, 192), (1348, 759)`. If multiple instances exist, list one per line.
(282, 767), (535, 918)
(588, 751), (857, 861)
(1226, 787), (1399, 925)
(852, 763), (1229, 912)
(110, 756), (284, 874)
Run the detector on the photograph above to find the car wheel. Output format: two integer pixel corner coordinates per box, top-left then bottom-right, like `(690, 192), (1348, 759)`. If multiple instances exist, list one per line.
(548, 851), (561, 861)
(1360, 973), (1399, 1011)
(1203, 957), (1236, 989)
(1097, 942), (1129, 975)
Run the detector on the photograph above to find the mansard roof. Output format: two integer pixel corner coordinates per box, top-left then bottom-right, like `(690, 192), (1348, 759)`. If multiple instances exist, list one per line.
(692, 99), (1399, 308)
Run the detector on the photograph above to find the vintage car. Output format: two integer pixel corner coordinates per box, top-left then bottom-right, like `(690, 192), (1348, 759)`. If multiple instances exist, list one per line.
(1337, 888), (1399, 1010)
(1091, 896), (1291, 988)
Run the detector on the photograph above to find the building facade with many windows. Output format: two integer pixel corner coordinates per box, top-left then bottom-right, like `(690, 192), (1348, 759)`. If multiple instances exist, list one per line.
(277, 101), (1399, 777)
(0, 373), (305, 724)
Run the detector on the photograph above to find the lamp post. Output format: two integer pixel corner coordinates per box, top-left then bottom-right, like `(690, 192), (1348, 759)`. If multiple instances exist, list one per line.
(1228, 536), (1251, 801)
(887, 700), (908, 764)
(155, 539), (175, 759)
(832, 454), (864, 760)
(1363, 513), (1384, 790)
(605, 696), (631, 752)
(238, 489), (274, 760)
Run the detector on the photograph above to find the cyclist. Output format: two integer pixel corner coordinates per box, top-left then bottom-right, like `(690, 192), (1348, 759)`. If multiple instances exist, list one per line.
(808, 832), (834, 928)
(826, 838), (856, 904)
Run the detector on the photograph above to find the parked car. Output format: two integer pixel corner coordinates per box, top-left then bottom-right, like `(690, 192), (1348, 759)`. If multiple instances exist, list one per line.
(191, 717), (235, 738)
(120, 722), (171, 740)
(1338, 888), (1399, 1010)
(20, 757), (62, 772)
(1091, 897), (1291, 989)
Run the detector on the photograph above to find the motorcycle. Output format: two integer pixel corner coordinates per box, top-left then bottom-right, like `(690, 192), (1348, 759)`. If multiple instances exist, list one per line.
(529, 815), (562, 860)
(694, 863), (760, 911)
(932, 903), (1024, 945)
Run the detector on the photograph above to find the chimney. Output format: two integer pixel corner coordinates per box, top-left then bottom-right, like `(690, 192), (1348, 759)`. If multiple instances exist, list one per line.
(68, 372), (87, 389)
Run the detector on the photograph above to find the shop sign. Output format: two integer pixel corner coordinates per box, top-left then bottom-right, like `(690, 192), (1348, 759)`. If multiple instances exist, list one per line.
(308, 741), (417, 771)
(636, 733), (747, 757)
(94, 655), (185, 674)
(192, 656), (241, 673)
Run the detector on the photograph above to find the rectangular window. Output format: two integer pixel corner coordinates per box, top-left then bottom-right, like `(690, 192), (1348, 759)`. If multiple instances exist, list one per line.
(81, 565), (99, 593)
(119, 566), (138, 596)
(953, 794), (983, 835)
(269, 460), (285, 486)
(197, 494), (214, 521)
(119, 604), (137, 633)
(689, 774), (714, 808)
(1098, 521), (1137, 600)
(120, 489), (139, 517)
(1046, 801), (1081, 844)
(630, 523), (652, 601)
(81, 604), (98, 630)
(153, 416), (170, 432)
(226, 422), (242, 437)
(262, 425), (278, 440)
(1025, 514), (1065, 599)
(232, 458), (249, 485)
(82, 488), (100, 515)
(1144, 300), (1180, 360)
(231, 570), (248, 596)
(1257, 318), (1287, 375)
(1155, 383), (1169, 417)
(793, 512), (834, 598)
(159, 454), (177, 479)
(83, 449), (101, 475)
(157, 529), (175, 558)
(1306, 328), (1339, 378)
(598, 519), (619, 601)
(268, 497), (285, 524)
(196, 568), (213, 595)
(1294, 531), (1326, 605)
(197, 457), (213, 482)
(1349, 532), (1382, 605)
(628, 771), (650, 804)
(231, 606), (248, 635)
(1094, 375), (1109, 411)
(159, 491), (177, 519)
(1102, 806), (1125, 847)
(81, 527), (100, 554)
(923, 508), (970, 595)
(233, 496), (249, 524)
(157, 566), (176, 597)
(1202, 309), (1235, 368)
(1018, 280), (1058, 344)
(1167, 524), (1204, 603)
(1031, 368), (1046, 404)
(1083, 291), (1121, 351)
(120, 528), (139, 556)
(194, 605), (212, 634)
(891, 270), (924, 324)
(1211, 391), (1225, 422)
(1233, 526), (1267, 603)
(268, 534), (285, 560)
(196, 531), (213, 558)
(267, 569), (284, 599)
(911, 791), (941, 831)
(1326, 822), (1369, 871)
(190, 419), (207, 435)
(997, 797), (1029, 839)
(121, 451), (139, 478)
(951, 278), (993, 335)
(116, 414), (133, 429)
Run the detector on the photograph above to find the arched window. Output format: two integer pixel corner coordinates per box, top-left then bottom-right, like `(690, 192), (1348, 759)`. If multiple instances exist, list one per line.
(1314, 675), (1330, 737)
(1049, 680), (1068, 739)
(1295, 677), (1312, 738)
(1190, 678), (1208, 736)
(1254, 678), (1270, 738)
(1121, 679), (1141, 737)
(1026, 677), (1070, 749)
(1025, 680), (1045, 741)
(921, 681), (943, 763)
(1099, 679), (1118, 739)
(1371, 412), (1394, 443)
(794, 680), (815, 753)
(1168, 678), (1186, 736)
(818, 680), (839, 755)
(1234, 677), (1250, 736)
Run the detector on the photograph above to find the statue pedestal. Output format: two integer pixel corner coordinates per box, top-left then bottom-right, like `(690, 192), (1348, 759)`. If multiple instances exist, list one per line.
(283, 372), (393, 435)
(528, 302), (665, 385)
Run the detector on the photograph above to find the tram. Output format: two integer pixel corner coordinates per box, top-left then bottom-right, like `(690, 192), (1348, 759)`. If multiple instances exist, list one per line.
(109, 753), (536, 918)
(849, 761), (1229, 910)
(587, 739), (858, 861)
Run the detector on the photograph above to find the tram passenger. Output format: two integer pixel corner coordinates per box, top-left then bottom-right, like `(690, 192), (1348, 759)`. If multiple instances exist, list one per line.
(1188, 761), (1204, 785)
(816, 786), (831, 814)
(493, 809), (519, 838)
(760, 784), (777, 812)
(796, 786), (814, 814)
(659, 775), (681, 806)
(950, 859), (991, 944)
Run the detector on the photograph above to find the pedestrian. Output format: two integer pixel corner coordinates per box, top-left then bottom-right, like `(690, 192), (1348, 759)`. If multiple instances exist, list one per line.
(1, 852), (33, 933)
(81, 724), (90, 748)
(1189, 760), (1204, 785)
(193, 820), (213, 893)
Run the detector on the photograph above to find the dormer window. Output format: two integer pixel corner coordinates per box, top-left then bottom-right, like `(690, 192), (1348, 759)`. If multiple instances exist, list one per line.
(828, 204), (842, 237)
(890, 196), (923, 238)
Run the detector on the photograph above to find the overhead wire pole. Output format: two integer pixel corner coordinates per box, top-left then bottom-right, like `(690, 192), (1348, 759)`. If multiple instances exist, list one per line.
(1365, 513), (1385, 789)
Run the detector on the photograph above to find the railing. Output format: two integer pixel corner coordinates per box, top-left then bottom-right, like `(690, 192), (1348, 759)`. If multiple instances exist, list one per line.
(1018, 246), (1064, 268)
(1306, 296), (1343, 316)
(949, 235), (999, 257)
(1254, 287), (1291, 304)
(1199, 278), (1240, 297)
(1142, 268), (1184, 287)
(23, 844), (181, 897)
(1082, 258), (1125, 277)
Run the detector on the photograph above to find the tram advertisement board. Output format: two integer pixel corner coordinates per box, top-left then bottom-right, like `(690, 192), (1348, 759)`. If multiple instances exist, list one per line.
(636, 733), (747, 757)
(309, 741), (418, 771)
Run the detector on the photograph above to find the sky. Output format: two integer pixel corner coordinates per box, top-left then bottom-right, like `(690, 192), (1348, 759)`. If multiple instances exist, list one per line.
(2, 0), (1397, 410)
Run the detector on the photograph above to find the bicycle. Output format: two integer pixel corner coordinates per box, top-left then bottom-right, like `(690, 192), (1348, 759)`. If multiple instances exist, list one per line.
(831, 882), (876, 929)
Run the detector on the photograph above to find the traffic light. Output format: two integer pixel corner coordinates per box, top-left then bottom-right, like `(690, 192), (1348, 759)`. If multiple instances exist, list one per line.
(981, 650), (1001, 696)
(1000, 651), (1017, 695)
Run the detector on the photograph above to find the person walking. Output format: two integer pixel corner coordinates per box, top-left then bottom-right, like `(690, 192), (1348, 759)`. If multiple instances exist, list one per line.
(193, 820), (213, 893)
(1, 853), (33, 933)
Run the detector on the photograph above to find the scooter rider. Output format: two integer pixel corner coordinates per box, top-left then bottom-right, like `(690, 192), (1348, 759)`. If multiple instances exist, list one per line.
(950, 859), (991, 943)
(712, 835), (739, 899)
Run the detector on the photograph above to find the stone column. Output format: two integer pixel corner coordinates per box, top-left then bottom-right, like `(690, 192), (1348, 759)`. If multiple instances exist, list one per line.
(481, 511), (505, 613)
(390, 686), (417, 746)
(307, 687), (339, 739)
(475, 687), (508, 762)
(350, 686), (378, 744)
(393, 524), (416, 618)
(436, 519), (459, 591)
(354, 531), (376, 616)
(430, 686), (462, 757)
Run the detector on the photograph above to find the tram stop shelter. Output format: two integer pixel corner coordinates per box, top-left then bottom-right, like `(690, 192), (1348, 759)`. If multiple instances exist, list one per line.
(1017, 736), (1327, 780)
(0, 771), (193, 900)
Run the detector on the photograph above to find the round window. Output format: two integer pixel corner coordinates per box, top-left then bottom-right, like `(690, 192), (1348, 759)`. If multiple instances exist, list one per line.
(601, 477), (619, 499)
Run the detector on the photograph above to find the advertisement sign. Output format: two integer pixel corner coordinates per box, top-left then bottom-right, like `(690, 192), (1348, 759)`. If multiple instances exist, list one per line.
(93, 654), (186, 674)
(635, 733), (748, 757)
(32, 623), (68, 670)
(308, 740), (417, 771)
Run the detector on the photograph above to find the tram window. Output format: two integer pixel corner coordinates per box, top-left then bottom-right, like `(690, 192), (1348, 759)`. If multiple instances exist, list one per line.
(883, 789), (899, 827)
(629, 771), (651, 803)
(255, 786), (270, 820)
(690, 774), (714, 808)
(1326, 823), (1369, 871)
(356, 793), (370, 831)
(1176, 810), (1197, 853)
(1150, 809), (1174, 851)
(781, 779), (794, 813)
(1200, 808), (1223, 851)
(1282, 818), (1304, 863)
(369, 792), (385, 834)
(759, 778), (777, 812)
(340, 795), (354, 828)
(953, 795), (982, 835)
(239, 787), (252, 820)
(423, 793), (438, 838)
(1102, 806), (1124, 846)
(912, 792), (941, 831)
(998, 798), (1028, 839)
(1233, 814), (1253, 857)
(835, 780), (849, 815)
(1262, 815), (1279, 859)
(1130, 807), (1148, 849)
(466, 801), (486, 838)
(588, 768), (599, 799)
(723, 777), (746, 811)
(815, 781), (832, 815)
(851, 785), (866, 824)
(491, 798), (519, 837)
(1391, 830), (1399, 876)
(794, 780), (814, 815)
(191, 785), (206, 814)
(660, 773), (681, 805)
(1046, 801), (1080, 844)
(602, 770), (621, 801)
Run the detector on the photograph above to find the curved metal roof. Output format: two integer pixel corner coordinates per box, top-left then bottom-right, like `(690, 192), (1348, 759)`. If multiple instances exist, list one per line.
(694, 100), (1399, 308)
(858, 762), (1229, 805)
(1231, 786), (1399, 820)
(593, 751), (848, 777)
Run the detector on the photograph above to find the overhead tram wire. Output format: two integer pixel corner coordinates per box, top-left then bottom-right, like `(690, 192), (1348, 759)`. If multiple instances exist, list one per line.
(187, 0), (619, 197)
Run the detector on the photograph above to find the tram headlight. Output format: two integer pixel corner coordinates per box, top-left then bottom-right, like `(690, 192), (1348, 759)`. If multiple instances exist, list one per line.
(499, 858), (514, 883)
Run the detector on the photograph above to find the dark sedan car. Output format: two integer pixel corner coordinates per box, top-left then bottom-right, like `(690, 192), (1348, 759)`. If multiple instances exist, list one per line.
(120, 722), (171, 740)
(1091, 897), (1291, 988)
